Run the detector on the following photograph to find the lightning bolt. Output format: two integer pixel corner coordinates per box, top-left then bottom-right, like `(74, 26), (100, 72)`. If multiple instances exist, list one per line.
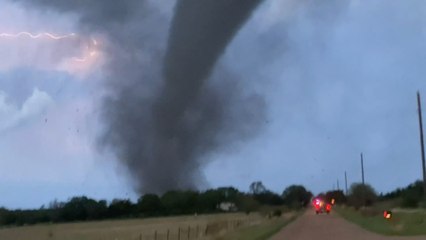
(0, 32), (99, 63)
(0, 32), (76, 40)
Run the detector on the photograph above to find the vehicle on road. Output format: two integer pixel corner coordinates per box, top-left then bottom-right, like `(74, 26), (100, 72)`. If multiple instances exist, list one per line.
(313, 198), (332, 214)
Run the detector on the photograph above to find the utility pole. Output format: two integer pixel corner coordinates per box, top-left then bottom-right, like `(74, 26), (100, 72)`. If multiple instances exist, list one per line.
(361, 153), (367, 206)
(361, 153), (365, 185)
(417, 91), (426, 199)
(345, 171), (348, 195)
(337, 179), (340, 191)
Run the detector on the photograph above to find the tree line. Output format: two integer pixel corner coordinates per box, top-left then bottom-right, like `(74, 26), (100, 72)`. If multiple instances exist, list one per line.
(0, 183), (313, 226)
(380, 180), (425, 208)
(3, 180), (422, 226)
(320, 180), (425, 209)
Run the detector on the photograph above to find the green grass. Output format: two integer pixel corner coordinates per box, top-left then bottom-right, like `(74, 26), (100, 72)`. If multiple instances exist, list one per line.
(336, 206), (426, 236)
(218, 213), (299, 240)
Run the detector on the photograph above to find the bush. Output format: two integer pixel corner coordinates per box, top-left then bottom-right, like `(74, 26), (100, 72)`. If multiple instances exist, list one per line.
(401, 187), (423, 208)
(348, 183), (377, 209)
(272, 209), (282, 217)
(419, 200), (426, 209)
(237, 195), (260, 214)
(401, 196), (419, 208)
(359, 207), (381, 217)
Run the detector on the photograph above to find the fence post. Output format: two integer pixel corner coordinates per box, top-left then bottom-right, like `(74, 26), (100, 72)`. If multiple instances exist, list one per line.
(196, 225), (199, 238)
(139, 233), (142, 240)
(178, 227), (181, 240)
(205, 225), (208, 236)
(187, 225), (190, 239)
(167, 229), (170, 240)
(154, 230), (157, 240)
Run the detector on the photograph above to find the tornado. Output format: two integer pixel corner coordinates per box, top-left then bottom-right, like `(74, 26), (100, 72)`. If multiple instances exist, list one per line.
(140, 0), (262, 192)
(13, 0), (264, 194)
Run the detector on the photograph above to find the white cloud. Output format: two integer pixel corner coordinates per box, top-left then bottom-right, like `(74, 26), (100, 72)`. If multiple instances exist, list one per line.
(0, 88), (53, 132)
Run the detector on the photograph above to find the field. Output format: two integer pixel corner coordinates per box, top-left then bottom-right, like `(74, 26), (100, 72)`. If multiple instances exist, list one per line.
(335, 205), (426, 236)
(0, 212), (294, 240)
(218, 212), (299, 240)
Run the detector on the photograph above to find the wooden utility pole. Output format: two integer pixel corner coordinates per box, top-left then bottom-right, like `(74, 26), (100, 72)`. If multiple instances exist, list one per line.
(361, 153), (365, 185)
(417, 91), (426, 199)
(345, 171), (348, 195)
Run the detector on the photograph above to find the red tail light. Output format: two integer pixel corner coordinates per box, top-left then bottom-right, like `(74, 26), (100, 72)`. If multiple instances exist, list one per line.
(383, 211), (392, 219)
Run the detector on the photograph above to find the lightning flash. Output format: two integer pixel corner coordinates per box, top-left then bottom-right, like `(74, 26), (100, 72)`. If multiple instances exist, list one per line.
(72, 38), (99, 62)
(0, 32), (76, 40)
(0, 31), (100, 63)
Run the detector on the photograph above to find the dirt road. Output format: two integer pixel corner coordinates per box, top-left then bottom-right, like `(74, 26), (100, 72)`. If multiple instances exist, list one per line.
(271, 210), (426, 240)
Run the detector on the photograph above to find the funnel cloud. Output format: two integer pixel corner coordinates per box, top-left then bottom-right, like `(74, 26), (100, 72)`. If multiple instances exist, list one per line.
(151, 0), (263, 191)
(15, 0), (265, 193)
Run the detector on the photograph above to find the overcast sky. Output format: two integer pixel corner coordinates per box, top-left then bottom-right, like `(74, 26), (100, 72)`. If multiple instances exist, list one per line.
(1, 0), (426, 209)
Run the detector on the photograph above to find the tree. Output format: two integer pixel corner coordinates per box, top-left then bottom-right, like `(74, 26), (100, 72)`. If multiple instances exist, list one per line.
(348, 183), (377, 209)
(59, 196), (108, 221)
(249, 181), (267, 195)
(380, 180), (424, 207)
(161, 190), (199, 215)
(248, 182), (283, 206)
(282, 185), (313, 208)
(108, 199), (135, 218)
(401, 181), (424, 208)
(237, 195), (260, 214)
(254, 191), (284, 206)
(217, 187), (240, 202)
(86, 200), (108, 220)
(137, 194), (163, 216)
(325, 190), (347, 204)
(60, 196), (90, 221)
(196, 189), (226, 213)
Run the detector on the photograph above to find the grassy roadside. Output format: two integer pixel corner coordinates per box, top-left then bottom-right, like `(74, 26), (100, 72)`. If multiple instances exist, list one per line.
(0, 213), (267, 240)
(335, 206), (426, 236)
(217, 211), (301, 240)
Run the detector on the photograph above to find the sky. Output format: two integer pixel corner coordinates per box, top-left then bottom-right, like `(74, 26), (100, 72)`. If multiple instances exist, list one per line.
(1, 0), (426, 209)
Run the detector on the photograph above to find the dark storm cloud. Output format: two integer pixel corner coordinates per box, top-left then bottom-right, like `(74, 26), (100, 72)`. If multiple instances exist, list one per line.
(6, 0), (426, 209)
(13, 0), (139, 25)
(14, 0), (265, 193)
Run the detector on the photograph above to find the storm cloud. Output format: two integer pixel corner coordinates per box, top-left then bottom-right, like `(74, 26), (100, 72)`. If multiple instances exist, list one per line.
(14, 0), (265, 193)
(8, 0), (426, 205)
